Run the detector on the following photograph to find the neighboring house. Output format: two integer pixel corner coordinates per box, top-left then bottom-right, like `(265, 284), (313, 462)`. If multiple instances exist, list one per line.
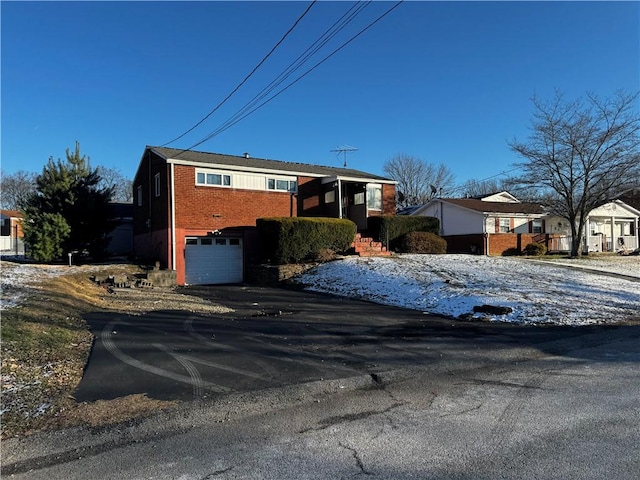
(411, 192), (547, 255)
(411, 191), (640, 255)
(546, 200), (640, 254)
(0, 209), (24, 254)
(132, 146), (396, 285)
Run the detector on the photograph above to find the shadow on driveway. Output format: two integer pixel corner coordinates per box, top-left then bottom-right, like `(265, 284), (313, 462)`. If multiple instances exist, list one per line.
(75, 285), (640, 403)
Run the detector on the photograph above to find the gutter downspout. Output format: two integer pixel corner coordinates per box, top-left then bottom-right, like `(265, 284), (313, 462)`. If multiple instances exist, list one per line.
(337, 179), (343, 219)
(483, 216), (489, 255)
(170, 163), (176, 270)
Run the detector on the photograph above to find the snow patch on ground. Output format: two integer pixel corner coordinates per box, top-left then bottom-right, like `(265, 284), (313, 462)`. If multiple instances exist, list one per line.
(295, 254), (640, 326)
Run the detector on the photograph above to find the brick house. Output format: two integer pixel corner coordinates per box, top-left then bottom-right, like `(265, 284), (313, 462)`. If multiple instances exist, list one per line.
(410, 192), (548, 255)
(132, 146), (396, 285)
(411, 191), (639, 255)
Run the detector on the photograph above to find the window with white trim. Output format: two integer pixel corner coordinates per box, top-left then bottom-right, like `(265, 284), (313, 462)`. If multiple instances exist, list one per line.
(267, 177), (297, 192)
(325, 190), (335, 203)
(499, 218), (511, 233)
(196, 169), (232, 187)
(154, 173), (161, 197)
(367, 184), (382, 210)
(531, 219), (543, 234)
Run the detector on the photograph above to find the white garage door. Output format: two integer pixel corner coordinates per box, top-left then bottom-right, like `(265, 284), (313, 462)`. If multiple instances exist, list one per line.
(185, 237), (243, 285)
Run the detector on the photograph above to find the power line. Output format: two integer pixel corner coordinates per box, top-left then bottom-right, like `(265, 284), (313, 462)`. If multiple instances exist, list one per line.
(184, 1), (404, 153)
(205, 1), (371, 135)
(161, 0), (317, 147)
(184, 1), (372, 151)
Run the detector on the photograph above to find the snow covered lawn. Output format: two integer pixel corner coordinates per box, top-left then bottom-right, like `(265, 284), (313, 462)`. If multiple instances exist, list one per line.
(295, 254), (640, 326)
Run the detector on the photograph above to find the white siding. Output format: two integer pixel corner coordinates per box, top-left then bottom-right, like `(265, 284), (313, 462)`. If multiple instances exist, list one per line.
(441, 202), (484, 235)
(233, 172), (270, 190)
(196, 168), (296, 192)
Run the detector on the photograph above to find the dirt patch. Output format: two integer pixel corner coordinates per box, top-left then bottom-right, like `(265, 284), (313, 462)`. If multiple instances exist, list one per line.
(50, 394), (179, 429)
(0, 261), (230, 439)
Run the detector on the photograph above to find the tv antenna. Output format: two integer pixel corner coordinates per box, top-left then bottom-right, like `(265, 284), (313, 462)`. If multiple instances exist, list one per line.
(330, 145), (358, 168)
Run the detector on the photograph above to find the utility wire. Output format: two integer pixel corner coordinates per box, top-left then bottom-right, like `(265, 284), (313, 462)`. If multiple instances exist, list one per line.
(161, 0), (317, 147)
(215, 2), (371, 131)
(187, 1), (371, 147)
(185, 1), (403, 152)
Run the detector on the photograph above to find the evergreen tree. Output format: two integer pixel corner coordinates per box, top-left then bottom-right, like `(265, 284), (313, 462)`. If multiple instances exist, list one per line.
(22, 142), (115, 261)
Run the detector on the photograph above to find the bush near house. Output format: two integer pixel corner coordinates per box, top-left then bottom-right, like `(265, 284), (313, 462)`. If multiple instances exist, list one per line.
(399, 231), (447, 254)
(257, 217), (356, 264)
(367, 215), (439, 251)
(523, 242), (547, 256)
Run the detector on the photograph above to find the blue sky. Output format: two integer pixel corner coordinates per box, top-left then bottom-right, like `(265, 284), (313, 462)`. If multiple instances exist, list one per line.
(2, 1), (639, 188)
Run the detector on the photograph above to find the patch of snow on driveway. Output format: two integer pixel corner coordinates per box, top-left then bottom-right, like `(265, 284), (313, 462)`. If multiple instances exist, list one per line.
(296, 255), (640, 326)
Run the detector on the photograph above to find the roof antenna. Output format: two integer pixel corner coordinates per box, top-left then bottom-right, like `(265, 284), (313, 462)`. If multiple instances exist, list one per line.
(330, 145), (358, 168)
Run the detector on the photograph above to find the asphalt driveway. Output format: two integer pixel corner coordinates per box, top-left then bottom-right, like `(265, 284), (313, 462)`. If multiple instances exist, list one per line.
(75, 284), (633, 403)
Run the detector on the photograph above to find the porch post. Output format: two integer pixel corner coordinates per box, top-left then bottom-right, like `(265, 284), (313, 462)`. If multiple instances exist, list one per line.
(610, 214), (615, 252)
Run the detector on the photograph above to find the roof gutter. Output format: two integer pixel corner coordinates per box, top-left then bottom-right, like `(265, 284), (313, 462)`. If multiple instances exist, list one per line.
(170, 163), (176, 271)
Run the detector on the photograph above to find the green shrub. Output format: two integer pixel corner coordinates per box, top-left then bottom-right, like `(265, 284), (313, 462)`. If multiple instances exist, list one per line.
(367, 215), (439, 251)
(257, 217), (356, 264)
(399, 231), (447, 254)
(523, 242), (547, 256)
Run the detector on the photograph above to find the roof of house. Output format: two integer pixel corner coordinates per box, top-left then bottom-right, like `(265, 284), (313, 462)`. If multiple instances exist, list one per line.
(443, 198), (545, 215)
(148, 146), (394, 182)
(396, 205), (424, 216)
(0, 209), (23, 219)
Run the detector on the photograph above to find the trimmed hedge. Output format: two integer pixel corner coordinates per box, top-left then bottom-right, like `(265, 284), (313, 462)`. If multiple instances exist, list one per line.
(399, 231), (447, 254)
(257, 217), (356, 264)
(367, 215), (439, 251)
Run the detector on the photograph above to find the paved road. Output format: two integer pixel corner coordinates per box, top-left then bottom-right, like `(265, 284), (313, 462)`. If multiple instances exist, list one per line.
(4, 286), (640, 478)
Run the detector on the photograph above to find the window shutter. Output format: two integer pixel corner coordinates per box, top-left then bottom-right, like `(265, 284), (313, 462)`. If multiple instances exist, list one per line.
(495, 218), (500, 232)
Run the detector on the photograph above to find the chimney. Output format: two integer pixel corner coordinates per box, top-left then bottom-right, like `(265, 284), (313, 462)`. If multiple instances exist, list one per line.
(243, 152), (250, 158)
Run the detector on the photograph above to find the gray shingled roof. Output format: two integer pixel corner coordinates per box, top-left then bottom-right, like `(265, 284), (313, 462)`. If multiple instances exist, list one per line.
(445, 198), (545, 214)
(149, 146), (393, 182)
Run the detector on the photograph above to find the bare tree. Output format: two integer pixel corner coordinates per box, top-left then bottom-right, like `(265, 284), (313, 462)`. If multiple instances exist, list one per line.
(97, 166), (133, 203)
(459, 177), (540, 201)
(383, 154), (455, 207)
(0, 170), (37, 210)
(460, 178), (507, 198)
(509, 90), (640, 257)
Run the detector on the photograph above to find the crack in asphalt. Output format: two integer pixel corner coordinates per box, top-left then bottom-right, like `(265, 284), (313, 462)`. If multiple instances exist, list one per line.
(439, 402), (484, 418)
(339, 442), (372, 476)
(200, 466), (234, 478)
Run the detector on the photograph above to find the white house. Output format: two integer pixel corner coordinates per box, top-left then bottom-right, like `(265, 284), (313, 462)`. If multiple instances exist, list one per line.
(547, 200), (640, 253)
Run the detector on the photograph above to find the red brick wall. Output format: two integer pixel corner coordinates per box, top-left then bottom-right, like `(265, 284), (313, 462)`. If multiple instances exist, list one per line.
(382, 184), (396, 215)
(443, 233), (550, 255)
(173, 165), (297, 230)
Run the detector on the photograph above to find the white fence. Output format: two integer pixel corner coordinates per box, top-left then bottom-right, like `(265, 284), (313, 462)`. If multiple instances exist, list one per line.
(548, 234), (638, 253)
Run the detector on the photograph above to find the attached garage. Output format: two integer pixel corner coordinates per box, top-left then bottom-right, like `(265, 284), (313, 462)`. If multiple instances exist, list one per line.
(184, 236), (243, 285)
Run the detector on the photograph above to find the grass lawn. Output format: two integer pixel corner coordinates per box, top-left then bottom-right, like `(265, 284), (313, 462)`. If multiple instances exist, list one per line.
(1, 263), (175, 438)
